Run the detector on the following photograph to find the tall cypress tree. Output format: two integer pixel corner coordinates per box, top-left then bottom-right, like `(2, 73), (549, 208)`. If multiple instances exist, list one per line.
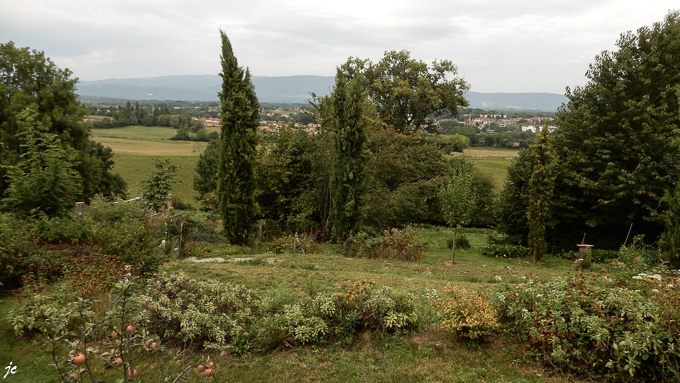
(330, 70), (368, 239)
(217, 31), (259, 245)
(527, 124), (555, 263)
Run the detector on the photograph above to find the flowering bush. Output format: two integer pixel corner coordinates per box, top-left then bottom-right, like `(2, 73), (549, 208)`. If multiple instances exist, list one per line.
(498, 272), (680, 381)
(426, 284), (499, 340)
(344, 227), (426, 261)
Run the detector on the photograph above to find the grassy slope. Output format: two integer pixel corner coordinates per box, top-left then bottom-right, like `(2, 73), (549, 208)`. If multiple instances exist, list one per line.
(0, 228), (588, 382)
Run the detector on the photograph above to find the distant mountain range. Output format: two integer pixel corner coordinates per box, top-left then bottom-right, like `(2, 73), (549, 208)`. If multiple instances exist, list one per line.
(76, 75), (568, 111)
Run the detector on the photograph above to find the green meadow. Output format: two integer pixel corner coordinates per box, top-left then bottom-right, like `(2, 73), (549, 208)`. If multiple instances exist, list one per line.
(93, 125), (517, 206)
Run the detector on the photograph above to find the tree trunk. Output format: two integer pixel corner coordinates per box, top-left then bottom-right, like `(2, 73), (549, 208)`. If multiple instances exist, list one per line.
(451, 227), (458, 264)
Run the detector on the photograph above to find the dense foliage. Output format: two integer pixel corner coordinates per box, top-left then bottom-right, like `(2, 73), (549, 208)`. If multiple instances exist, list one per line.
(330, 70), (370, 239)
(526, 126), (555, 262)
(0, 199), (165, 290)
(498, 12), (680, 252)
(217, 31), (260, 245)
(343, 227), (426, 261)
(0, 42), (126, 206)
(340, 50), (469, 133)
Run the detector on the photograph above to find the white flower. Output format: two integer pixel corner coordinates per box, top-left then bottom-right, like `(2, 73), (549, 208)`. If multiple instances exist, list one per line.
(521, 276), (527, 279)
(498, 295), (506, 301)
(495, 275), (502, 281)
(536, 294), (543, 298)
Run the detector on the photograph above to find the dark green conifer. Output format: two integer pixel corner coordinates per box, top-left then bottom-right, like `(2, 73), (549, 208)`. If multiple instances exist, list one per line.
(527, 124), (555, 263)
(330, 70), (368, 239)
(217, 31), (259, 245)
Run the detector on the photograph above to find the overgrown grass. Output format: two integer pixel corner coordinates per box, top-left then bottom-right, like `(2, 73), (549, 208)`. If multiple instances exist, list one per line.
(0, 225), (596, 382)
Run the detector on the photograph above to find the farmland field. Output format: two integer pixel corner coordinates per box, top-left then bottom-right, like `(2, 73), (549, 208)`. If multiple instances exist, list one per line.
(92, 125), (517, 207)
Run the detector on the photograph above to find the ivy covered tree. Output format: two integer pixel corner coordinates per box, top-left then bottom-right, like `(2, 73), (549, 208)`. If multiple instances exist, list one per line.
(526, 124), (555, 263)
(339, 50), (469, 134)
(0, 42), (126, 203)
(330, 70), (369, 239)
(217, 31), (259, 245)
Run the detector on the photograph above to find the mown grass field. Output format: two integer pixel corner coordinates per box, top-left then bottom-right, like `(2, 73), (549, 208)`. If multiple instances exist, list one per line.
(0, 226), (593, 383)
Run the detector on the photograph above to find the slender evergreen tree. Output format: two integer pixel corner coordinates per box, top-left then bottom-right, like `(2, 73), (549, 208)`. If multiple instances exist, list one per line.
(330, 69), (369, 239)
(665, 182), (680, 267)
(217, 31), (259, 245)
(527, 124), (555, 263)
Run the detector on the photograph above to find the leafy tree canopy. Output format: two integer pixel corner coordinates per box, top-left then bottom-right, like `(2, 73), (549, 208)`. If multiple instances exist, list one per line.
(0, 42), (126, 205)
(339, 50), (469, 134)
(500, 11), (680, 250)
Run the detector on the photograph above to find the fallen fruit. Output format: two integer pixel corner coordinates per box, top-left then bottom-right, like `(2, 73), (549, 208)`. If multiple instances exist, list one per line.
(205, 368), (214, 377)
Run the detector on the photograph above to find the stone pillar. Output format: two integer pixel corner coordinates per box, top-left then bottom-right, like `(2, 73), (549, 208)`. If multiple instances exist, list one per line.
(75, 202), (84, 217)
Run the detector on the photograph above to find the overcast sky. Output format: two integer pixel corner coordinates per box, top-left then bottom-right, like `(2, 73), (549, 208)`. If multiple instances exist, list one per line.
(1, 1), (677, 93)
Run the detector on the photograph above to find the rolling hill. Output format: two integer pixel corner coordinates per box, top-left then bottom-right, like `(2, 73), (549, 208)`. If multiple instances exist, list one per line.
(77, 75), (568, 111)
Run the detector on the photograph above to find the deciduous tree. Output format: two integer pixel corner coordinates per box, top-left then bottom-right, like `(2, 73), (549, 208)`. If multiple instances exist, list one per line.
(552, 11), (680, 249)
(0, 42), (126, 203)
(439, 169), (475, 263)
(340, 51), (469, 134)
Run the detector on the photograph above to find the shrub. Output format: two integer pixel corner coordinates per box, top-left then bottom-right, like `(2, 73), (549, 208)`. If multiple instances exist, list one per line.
(498, 272), (680, 381)
(89, 217), (165, 276)
(0, 213), (78, 290)
(137, 274), (420, 353)
(553, 249), (621, 263)
(426, 284), (499, 340)
(344, 227), (426, 261)
(480, 244), (529, 258)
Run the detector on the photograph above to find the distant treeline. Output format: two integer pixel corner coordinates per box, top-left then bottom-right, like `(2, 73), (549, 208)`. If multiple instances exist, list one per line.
(88, 101), (220, 141)
(439, 121), (536, 149)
